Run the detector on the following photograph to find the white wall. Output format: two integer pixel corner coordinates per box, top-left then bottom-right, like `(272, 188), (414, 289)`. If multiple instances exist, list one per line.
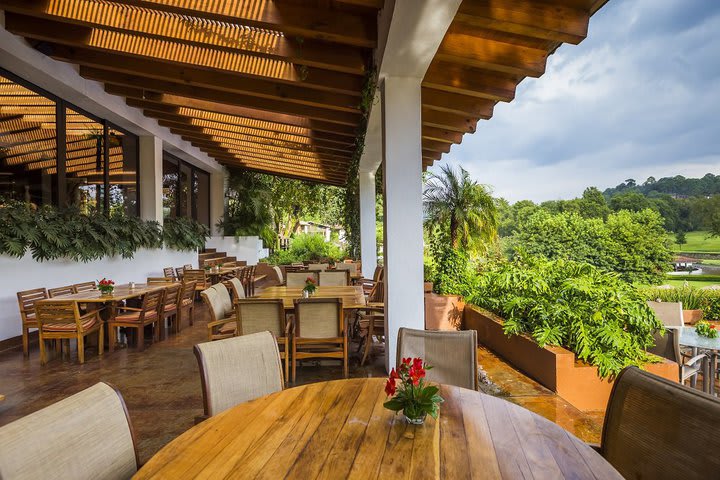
(0, 248), (196, 341)
(204, 236), (264, 265)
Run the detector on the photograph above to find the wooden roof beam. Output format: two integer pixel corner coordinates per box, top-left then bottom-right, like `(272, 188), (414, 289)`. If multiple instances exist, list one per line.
(422, 126), (463, 145)
(423, 61), (517, 102)
(455, 0), (591, 45)
(220, 164), (344, 186)
(422, 108), (479, 134)
(421, 88), (495, 118)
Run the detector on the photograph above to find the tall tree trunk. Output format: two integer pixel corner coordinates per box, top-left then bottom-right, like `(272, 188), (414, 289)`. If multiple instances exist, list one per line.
(450, 214), (458, 248)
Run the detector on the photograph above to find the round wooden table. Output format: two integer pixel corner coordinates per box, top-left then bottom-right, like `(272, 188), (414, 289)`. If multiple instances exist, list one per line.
(135, 379), (621, 479)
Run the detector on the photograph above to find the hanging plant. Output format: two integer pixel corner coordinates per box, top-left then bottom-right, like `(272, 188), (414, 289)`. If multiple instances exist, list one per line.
(163, 216), (211, 251)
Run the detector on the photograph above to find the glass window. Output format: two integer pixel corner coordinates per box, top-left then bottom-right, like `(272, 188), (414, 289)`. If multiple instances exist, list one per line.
(0, 73), (58, 206)
(162, 155), (178, 218)
(162, 152), (211, 224)
(193, 169), (210, 227)
(108, 127), (138, 216)
(179, 162), (192, 218)
(64, 108), (104, 213)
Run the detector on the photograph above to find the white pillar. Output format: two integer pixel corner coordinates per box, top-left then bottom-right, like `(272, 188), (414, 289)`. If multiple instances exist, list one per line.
(359, 170), (378, 275)
(138, 135), (163, 224)
(210, 170), (226, 236)
(382, 76), (425, 371)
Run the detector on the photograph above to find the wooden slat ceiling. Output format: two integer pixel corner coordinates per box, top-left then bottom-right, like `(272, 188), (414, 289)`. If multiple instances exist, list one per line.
(0, 0), (380, 185)
(0, 0), (608, 183)
(420, 0), (608, 168)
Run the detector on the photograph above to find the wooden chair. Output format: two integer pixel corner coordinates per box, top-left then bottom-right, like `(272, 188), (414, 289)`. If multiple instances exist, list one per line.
(240, 265), (257, 296)
(0, 382), (139, 479)
(183, 269), (208, 293)
(273, 265), (284, 285)
(236, 299), (290, 382)
(362, 266), (384, 295)
(292, 298), (347, 382)
(175, 266), (185, 280)
(225, 277), (246, 302)
(319, 270), (350, 286)
(287, 271), (318, 288)
(397, 327), (478, 390)
(175, 281), (197, 332)
(35, 300), (103, 365)
(357, 281), (385, 366)
(16, 288), (48, 357)
(184, 263), (192, 270)
(108, 289), (164, 352)
(200, 284), (238, 341)
(161, 283), (182, 338)
(193, 332), (283, 419)
(48, 285), (75, 298)
(597, 366), (720, 479)
(73, 281), (96, 293)
(163, 266), (176, 279)
(308, 263), (329, 271)
(334, 262), (358, 275)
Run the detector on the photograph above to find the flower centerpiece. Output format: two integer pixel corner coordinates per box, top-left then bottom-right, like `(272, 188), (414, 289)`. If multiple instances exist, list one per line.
(97, 278), (115, 296)
(695, 320), (718, 339)
(383, 357), (444, 425)
(302, 276), (317, 298)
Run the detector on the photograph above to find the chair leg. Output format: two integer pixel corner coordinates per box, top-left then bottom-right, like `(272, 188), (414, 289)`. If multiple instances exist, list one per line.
(292, 342), (297, 383)
(77, 335), (85, 364)
(137, 326), (145, 352)
(22, 328), (29, 357)
(343, 339), (349, 378)
(39, 333), (47, 365)
(98, 325), (104, 357)
(284, 338), (289, 386)
(361, 335), (372, 366)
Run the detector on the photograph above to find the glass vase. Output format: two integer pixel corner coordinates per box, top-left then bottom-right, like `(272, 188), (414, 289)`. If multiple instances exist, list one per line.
(403, 412), (427, 425)
(302, 290), (310, 298)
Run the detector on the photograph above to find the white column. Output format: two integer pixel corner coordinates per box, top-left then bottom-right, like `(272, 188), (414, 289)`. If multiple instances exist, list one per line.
(138, 135), (163, 224)
(209, 170), (226, 236)
(382, 76), (425, 371)
(359, 170), (378, 275)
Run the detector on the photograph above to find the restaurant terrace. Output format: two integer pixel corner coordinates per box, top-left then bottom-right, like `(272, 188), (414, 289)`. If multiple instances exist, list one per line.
(0, 1), (718, 479)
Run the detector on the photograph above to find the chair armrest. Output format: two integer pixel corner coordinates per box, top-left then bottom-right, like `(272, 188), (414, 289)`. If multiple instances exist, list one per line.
(684, 353), (708, 367)
(207, 317), (237, 329)
(115, 306), (143, 312)
(285, 319), (293, 335)
(79, 311), (99, 321)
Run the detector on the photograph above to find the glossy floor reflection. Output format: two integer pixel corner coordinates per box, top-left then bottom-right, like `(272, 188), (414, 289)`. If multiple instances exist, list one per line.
(0, 304), (602, 464)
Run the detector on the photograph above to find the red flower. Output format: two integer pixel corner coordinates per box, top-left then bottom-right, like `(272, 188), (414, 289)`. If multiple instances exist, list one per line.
(305, 277), (316, 284)
(385, 378), (396, 396)
(412, 358), (424, 371)
(402, 357), (412, 365)
(389, 368), (399, 380)
(711, 325), (716, 330)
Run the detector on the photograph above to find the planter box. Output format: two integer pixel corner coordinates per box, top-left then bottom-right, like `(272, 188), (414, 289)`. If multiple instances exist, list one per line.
(424, 282), (433, 293)
(425, 294), (464, 331)
(463, 305), (679, 412)
(683, 309), (704, 325)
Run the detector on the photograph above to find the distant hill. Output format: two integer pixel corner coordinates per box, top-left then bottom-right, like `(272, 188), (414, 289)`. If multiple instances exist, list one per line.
(603, 173), (720, 198)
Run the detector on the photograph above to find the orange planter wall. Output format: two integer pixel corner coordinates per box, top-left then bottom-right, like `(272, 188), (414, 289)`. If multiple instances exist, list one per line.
(424, 293), (465, 331)
(463, 305), (679, 411)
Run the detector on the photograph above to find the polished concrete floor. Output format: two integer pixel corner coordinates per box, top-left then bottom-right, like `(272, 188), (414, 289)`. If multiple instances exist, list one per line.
(0, 303), (604, 464)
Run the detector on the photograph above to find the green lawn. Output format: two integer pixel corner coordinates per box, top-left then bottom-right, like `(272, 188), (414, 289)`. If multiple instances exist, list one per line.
(670, 231), (720, 253)
(664, 279), (720, 288)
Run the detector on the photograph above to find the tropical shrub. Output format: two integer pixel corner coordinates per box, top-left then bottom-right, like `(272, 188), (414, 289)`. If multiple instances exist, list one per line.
(265, 233), (345, 264)
(467, 255), (663, 378)
(163, 216), (210, 251)
(425, 231), (476, 296)
(644, 285), (720, 312)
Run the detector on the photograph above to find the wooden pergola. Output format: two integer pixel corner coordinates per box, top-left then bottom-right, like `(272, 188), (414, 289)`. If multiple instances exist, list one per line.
(0, 0), (606, 185)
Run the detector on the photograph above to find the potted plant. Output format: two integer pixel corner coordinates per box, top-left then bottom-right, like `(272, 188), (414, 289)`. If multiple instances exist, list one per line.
(97, 278), (115, 296)
(384, 357), (443, 424)
(302, 276), (317, 298)
(695, 320), (718, 338)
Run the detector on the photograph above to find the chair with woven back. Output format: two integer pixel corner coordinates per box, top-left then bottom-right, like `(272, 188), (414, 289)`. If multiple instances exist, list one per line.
(597, 366), (720, 479)
(163, 267), (176, 279)
(308, 263), (329, 271)
(48, 285), (75, 298)
(161, 283), (182, 338)
(183, 269), (209, 294)
(0, 382), (139, 480)
(272, 265), (284, 285)
(225, 277), (246, 303)
(396, 327), (478, 391)
(193, 332), (284, 420)
(107, 288), (164, 352)
(34, 300), (104, 365)
(292, 297), (347, 382)
(357, 281), (385, 365)
(647, 328), (704, 385)
(319, 270), (350, 287)
(16, 288), (48, 357)
(236, 299), (290, 382)
(287, 271), (318, 288)
(175, 266), (185, 280)
(175, 281), (197, 332)
(334, 262), (358, 275)
(200, 284), (238, 341)
(73, 281), (96, 293)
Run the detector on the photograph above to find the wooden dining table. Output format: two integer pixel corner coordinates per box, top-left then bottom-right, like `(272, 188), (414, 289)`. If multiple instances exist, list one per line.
(134, 378), (620, 479)
(255, 285), (366, 310)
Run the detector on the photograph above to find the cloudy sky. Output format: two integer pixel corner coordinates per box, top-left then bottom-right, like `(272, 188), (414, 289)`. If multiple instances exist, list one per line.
(432, 0), (720, 203)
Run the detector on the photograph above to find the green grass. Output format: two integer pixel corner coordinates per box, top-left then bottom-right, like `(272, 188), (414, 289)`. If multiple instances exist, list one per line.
(702, 259), (720, 266)
(664, 279), (719, 288)
(670, 231), (720, 253)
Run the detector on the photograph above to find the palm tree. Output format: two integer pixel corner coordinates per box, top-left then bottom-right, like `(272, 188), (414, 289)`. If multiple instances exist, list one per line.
(423, 164), (498, 251)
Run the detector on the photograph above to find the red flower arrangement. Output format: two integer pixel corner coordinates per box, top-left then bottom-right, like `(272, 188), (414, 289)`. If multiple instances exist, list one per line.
(303, 276), (317, 295)
(696, 320), (718, 339)
(97, 278), (115, 295)
(383, 357), (444, 424)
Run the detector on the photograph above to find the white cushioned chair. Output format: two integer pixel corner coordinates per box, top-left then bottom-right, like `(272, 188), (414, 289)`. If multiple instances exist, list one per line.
(0, 382), (138, 480)
(319, 270), (350, 286)
(194, 331), (284, 418)
(200, 283), (238, 341)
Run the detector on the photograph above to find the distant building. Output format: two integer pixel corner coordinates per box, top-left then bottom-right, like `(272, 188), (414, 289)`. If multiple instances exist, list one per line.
(298, 221), (346, 243)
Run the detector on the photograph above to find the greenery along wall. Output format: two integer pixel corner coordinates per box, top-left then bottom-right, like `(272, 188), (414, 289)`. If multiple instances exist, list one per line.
(0, 199), (209, 262)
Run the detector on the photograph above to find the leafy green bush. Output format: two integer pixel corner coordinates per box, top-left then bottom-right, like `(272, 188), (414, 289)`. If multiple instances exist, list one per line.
(644, 285), (720, 312)
(425, 232), (476, 296)
(266, 233), (345, 264)
(703, 297), (720, 320)
(163, 216), (210, 251)
(468, 255), (663, 378)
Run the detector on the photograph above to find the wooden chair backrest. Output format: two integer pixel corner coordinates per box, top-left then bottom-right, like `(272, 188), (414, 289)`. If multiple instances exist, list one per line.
(17, 288), (48, 321)
(368, 281), (384, 303)
(293, 298), (343, 338)
(286, 271), (318, 288)
(183, 264), (193, 270)
(163, 284), (181, 309)
(193, 332), (283, 417)
(183, 269), (207, 288)
(163, 267), (176, 278)
(140, 289), (164, 319)
(35, 300), (84, 332)
(285, 265), (306, 274)
(319, 271), (350, 287)
(397, 328), (478, 391)
(175, 267), (184, 279)
(236, 299), (285, 337)
(179, 281), (196, 305)
(601, 366), (720, 479)
(74, 281), (97, 293)
(48, 285), (75, 298)
(147, 277), (176, 284)
(0, 382), (139, 479)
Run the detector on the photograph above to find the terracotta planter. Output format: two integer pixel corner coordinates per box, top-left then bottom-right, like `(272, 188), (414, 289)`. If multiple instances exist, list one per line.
(424, 282), (433, 293)
(463, 305), (679, 412)
(683, 309), (704, 325)
(424, 294), (465, 331)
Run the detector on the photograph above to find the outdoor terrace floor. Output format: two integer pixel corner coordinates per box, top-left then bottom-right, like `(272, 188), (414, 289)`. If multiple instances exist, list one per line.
(0, 303), (603, 464)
